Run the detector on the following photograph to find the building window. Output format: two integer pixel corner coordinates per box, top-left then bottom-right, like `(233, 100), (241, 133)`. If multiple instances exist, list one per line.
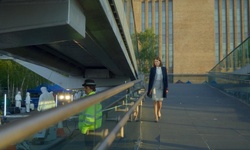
(162, 1), (166, 65)
(229, 0), (234, 52)
(214, 0), (220, 63)
(155, 1), (159, 34)
(222, 0), (227, 57)
(244, 0), (249, 38)
(168, 0), (173, 73)
(148, 1), (152, 28)
(236, 0), (242, 45)
(130, 7), (134, 34)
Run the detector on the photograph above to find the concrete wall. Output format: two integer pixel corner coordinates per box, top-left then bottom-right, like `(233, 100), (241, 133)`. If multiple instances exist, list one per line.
(132, 0), (216, 75)
(173, 0), (215, 74)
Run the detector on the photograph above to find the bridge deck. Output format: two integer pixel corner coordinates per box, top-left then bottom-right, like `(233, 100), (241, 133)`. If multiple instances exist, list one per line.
(137, 84), (250, 150)
(14, 84), (250, 149)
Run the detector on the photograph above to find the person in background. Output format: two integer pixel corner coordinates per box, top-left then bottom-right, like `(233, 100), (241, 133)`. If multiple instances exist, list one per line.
(33, 87), (56, 144)
(15, 91), (22, 109)
(37, 87), (55, 111)
(78, 79), (102, 134)
(74, 90), (80, 100)
(147, 56), (168, 122)
(25, 92), (31, 113)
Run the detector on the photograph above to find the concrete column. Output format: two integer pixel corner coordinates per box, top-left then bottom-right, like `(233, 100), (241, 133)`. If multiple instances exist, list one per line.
(159, 0), (162, 57)
(132, 0), (142, 32)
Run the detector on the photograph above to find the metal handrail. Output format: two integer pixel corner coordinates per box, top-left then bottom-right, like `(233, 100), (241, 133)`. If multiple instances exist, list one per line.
(0, 79), (142, 149)
(96, 92), (146, 150)
(209, 36), (250, 73)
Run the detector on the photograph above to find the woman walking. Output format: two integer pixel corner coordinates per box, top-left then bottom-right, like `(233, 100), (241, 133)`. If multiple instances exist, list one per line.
(147, 56), (168, 122)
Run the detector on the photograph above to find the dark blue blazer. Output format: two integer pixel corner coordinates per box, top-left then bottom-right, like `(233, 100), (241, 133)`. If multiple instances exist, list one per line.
(147, 67), (168, 98)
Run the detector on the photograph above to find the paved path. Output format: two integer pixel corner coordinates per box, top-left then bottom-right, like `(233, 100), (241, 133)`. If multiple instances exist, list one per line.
(8, 84), (250, 150)
(138, 84), (250, 150)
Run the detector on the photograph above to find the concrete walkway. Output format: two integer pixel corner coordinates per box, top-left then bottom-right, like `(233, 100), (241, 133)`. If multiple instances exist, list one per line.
(7, 84), (250, 149)
(138, 84), (250, 150)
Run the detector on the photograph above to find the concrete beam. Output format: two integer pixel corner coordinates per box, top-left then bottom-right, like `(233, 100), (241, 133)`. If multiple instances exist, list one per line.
(13, 59), (130, 89)
(0, 0), (85, 49)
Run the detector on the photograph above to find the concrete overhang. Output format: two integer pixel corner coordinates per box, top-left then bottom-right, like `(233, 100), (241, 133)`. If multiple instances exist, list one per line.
(0, 0), (85, 48)
(0, 0), (138, 87)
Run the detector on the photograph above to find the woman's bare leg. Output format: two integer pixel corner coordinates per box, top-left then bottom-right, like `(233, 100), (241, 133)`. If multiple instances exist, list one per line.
(157, 101), (162, 118)
(154, 101), (158, 122)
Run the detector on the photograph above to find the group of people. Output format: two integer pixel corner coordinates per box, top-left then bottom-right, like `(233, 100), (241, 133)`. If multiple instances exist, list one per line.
(73, 56), (169, 134)
(15, 91), (32, 113)
(14, 56), (168, 142)
(14, 79), (102, 135)
(14, 86), (55, 113)
(77, 56), (169, 133)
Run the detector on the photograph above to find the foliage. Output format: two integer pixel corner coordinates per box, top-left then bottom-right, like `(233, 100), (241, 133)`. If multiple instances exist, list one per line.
(0, 60), (50, 103)
(133, 28), (158, 73)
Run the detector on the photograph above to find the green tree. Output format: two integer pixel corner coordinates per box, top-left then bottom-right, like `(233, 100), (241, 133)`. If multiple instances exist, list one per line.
(0, 60), (50, 104)
(133, 28), (158, 73)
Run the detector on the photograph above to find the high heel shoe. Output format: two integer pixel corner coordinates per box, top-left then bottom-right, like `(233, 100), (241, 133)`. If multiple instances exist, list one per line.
(155, 117), (158, 123)
(158, 112), (161, 119)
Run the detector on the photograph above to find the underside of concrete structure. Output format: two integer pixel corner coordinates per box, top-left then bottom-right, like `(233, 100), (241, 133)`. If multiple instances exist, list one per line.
(0, 0), (138, 88)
